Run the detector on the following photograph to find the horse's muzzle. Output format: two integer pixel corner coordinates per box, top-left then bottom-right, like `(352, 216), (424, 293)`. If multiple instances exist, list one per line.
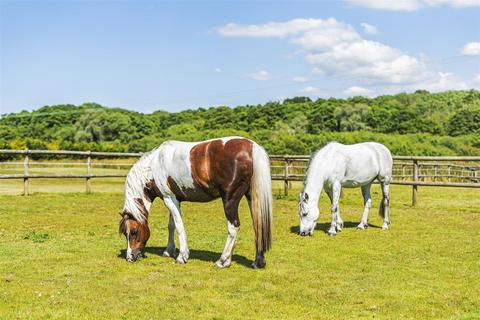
(299, 231), (312, 236)
(126, 254), (137, 262)
(126, 250), (143, 262)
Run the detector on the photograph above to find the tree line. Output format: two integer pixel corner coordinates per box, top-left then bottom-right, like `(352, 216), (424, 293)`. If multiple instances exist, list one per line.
(1, 89), (479, 158)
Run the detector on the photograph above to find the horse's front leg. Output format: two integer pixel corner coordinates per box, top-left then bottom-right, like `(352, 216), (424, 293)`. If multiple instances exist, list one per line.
(328, 183), (341, 236)
(163, 197), (189, 264)
(335, 207), (344, 232)
(162, 213), (176, 258)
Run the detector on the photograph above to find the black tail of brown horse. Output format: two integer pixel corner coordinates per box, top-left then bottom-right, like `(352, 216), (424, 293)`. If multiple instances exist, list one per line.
(250, 143), (273, 254)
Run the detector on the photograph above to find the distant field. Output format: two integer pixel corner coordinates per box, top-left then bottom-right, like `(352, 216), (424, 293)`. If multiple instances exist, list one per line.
(0, 159), (293, 195)
(0, 184), (479, 319)
(0, 159), (133, 194)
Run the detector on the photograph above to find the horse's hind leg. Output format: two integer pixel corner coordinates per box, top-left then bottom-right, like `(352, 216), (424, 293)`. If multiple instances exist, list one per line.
(215, 188), (245, 268)
(380, 183), (391, 230)
(162, 213), (176, 258)
(245, 193), (266, 268)
(357, 184), (372, 230)
(163, 196), (189, 264)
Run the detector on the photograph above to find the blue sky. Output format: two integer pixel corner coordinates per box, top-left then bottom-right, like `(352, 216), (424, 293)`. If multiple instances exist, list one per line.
(1, 0), (479, 114)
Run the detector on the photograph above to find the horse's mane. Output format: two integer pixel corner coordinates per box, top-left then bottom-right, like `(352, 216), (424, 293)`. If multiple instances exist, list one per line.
(310, 140), (337, 158)
(122, 148), (158, 223)
(303, 141), (339, 185)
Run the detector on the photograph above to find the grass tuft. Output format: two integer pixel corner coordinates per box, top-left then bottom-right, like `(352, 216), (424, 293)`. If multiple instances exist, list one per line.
(23, 230), (50, 243)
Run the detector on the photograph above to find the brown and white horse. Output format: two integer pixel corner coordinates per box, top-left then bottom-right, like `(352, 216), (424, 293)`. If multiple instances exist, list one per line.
(119, 137), (273, 268)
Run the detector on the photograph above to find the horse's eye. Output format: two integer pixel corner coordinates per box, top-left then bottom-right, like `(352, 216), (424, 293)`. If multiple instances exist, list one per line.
(302, 212), (308, 217)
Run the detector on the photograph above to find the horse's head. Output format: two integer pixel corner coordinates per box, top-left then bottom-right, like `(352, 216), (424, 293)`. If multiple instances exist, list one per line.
(298, 192), (319, 236)
(119, 213), (150, 262)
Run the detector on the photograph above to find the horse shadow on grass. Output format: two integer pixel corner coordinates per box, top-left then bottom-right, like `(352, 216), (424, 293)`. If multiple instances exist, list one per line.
(290, 221), (381, 235)
(118, 247), (252, 268)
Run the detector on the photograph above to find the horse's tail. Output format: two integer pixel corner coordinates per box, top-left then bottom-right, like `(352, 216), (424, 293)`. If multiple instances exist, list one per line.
(250, 143), (273, 253)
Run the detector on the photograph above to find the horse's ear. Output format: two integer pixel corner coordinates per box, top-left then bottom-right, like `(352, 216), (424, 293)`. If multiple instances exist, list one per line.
(119, 214), (129, 235)
(119, 217), (126, 235)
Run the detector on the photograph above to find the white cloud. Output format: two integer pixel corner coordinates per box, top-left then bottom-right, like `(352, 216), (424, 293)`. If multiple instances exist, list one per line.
(217, 18), (432, 85)
(216, 19), (328, 38)
(217, 18), (472, 93)
(214, 67), (222, 73)
(472, 74), (480, 88)
(312, 67), (325, 75)
(344, 86), (374, 96)
(462, 42), (480, 56)
(346, 0), (421, 11)
(305, 40), (430, 84)
(247, 70), (270, 81)
(474, 73), (480, 83)
(345, 0), (480, 11)
(413, 72), (469, 92)
(423, 0), (480, 8)
(300, 86), (322, 95)
(293, 76), (308, 82)
(360, 22), (379, 35)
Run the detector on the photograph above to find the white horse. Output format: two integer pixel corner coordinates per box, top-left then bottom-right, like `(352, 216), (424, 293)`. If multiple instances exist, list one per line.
(298, 142), (393, 236)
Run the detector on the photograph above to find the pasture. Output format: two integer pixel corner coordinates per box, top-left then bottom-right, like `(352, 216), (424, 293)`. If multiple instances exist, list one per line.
(0, 180), (479, 319)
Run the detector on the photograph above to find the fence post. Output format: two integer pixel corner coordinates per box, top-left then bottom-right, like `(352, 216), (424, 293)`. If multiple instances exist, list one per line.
(288, 160), (292, 191)
(23, 148), (29, 196)
(284, 157), (289, 196)
(412, 160), (419, 206)
(86, 151), (91, 194)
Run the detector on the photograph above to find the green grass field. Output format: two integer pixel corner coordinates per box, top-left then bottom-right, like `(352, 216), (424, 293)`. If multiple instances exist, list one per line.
(0, 181), (479, 319)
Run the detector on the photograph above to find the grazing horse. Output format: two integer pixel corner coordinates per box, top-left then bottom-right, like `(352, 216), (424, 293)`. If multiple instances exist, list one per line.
(298, 142), (392, 236)
(119, 137), (273, 269)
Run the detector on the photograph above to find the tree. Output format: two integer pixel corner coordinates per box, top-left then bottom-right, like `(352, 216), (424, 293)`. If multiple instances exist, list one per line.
(448, 104), (480, 136)
(307, 102), (337, 133)
(283, 96), (312, 104)
(334, 103), (372, 132)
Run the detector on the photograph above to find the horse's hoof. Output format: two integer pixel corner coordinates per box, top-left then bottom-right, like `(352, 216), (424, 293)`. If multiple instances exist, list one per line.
(328, 232), (336, 237)
(214, 259), (231, 268)
(175, 252), (189, 264)
(381, 224), (389, 231)
(251, 261), (266, 269)
(162, 248), (175, 257)
(175, 257), (187, 264)
(357, 224), (367, 230)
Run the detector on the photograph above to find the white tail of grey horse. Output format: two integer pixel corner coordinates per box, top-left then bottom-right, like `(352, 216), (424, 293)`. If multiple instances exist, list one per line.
(250, 143), (273, 252)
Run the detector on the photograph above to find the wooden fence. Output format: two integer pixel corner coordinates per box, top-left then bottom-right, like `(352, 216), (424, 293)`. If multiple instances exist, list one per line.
(1, 149), (479, 206)
(270, 155), (480, 205)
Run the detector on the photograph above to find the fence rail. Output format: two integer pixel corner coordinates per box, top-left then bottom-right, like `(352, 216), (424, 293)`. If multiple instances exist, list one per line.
(1, 149), (479, 205)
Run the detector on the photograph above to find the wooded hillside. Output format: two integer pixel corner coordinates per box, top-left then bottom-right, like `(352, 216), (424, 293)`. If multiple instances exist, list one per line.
(1, 90), (479, 156)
